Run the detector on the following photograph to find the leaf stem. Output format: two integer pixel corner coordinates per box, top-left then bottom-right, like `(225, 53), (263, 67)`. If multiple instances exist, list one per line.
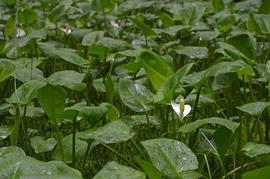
(72, 111), (79, 168)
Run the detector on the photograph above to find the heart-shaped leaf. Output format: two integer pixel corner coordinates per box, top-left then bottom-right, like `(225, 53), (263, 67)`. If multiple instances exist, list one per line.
(30, 136), (57, 153)
(0, 146), (83, 178)
(93, 161), (146, 179)
(119, 79), (153, 112)
(37, 85), (66, 122)
(141, 138), (198, 178)
(236, 102), (270, 116)
(178, 117), (240, 133)
(0, 59), (16, 82)
(47, 70), (86, 91)
(6, 80), (46, 104)
(38, 42), (88, 67)
(80, 120), (134, 144)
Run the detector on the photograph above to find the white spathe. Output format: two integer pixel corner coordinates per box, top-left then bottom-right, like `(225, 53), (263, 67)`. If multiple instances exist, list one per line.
(171, 101), (191, 117)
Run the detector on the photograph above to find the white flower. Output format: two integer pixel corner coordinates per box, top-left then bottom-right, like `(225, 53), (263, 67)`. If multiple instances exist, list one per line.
(16, 28), (26, 38)
(171, 99), (191, 118)
(60, 28), (72, 35)
(110, 20), (120, 28)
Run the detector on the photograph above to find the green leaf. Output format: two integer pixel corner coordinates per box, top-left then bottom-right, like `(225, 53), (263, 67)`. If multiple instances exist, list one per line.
(6, 80), (46, 104)
(69, 105), (107, 124)
(100, 102), (120, 121)
(122, 115), (159, 128)
(217, 14), (237, 32)
(132, 17), (156, 37)
(135, 158), (162, 179)
(15, 67), (44, 82)
(173, 5), (205, 25)
(242, 165), (270, 179)
(30, 136), (57, 153)
(154, 63), (194, 104)
(52, 134), (88, 164)
(93, 161), (146, 179)
(18, 8), (37, 25)
(92, 0), (116, 12)
(217, 33), (256, 64)
(82, 31), (105, 46)
(183, 60), (254, 88)
(0, 58), (16, 82)
(195, 31), (219, 41)
(37, 85), (66, 122)
(259, 0), (270, 14)
(47, 70), (86, 91)
(119, 79), (153, 112)
(236, 102), (270, 116)
(0, 146), (83, 178)
(38, 42), (88, 67)
(154, 25), (189, 36)
(178, 117), (240, 133)
(97, 37), (130, 52)
(141, 138), (198, 178)
(247, 14), (270, 35)
(174, 46), (208, 59)
(137, 50), (174, 91)
(118, 0), (154, 13)
(178, 171), (203, 179)
(213, 126), (238, 156)
(242, 142), (270, 158)
(212, 0), (225, 12)
(80, 120), (134, 144)
(3, 29), (47, 58)
(0, 126), (10, 140)
(212, 73), (238, 90)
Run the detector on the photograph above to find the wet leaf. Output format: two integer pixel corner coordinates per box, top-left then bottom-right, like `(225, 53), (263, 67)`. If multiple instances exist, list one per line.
(175, 46), (208, 59)
(0, 146), (83, 178)
(80, 120), (134, 144)
(93, 161), (146, 179)
(141, 138), (198, 178)
(30, 136), (57, 153)
(119, 79), (153, 112)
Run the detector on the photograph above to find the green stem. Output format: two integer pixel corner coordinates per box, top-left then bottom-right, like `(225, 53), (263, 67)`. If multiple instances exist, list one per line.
(145, 112), (150, 124)
(144, 35), (148, 48)
(201, 132), (226, 175)
(221, 162), (255, 179)
(54, 119), (64, 161)
(103, 48), (108, 83)
(83, 142), (91, 169)
(72, 111), (79, 168)
(189, 87), (202, 148)
(130, 139), (146, 160)
(203, 154), (212, 179)
(101, 143), (137, 169)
